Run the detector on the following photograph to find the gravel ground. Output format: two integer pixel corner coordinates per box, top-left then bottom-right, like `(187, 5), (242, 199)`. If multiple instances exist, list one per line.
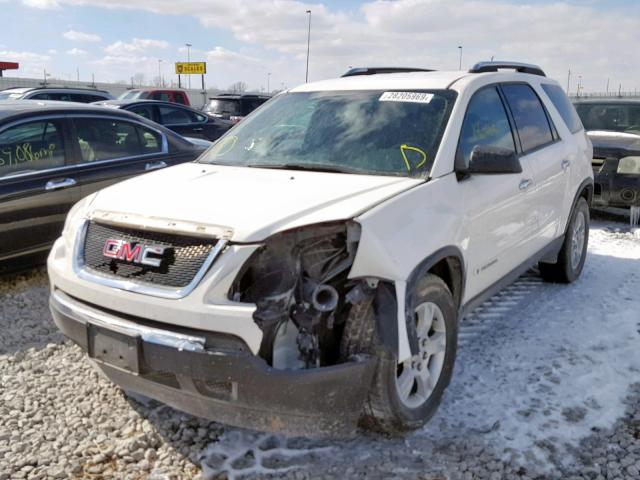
(1, 218), (639, 479)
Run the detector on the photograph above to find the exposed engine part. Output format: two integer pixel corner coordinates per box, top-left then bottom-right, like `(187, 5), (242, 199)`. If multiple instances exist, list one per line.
(230, 222), (367, 369)
(311, 284), (339, 313)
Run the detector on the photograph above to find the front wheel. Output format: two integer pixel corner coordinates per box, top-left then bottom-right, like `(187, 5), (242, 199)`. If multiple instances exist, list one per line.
(539, 197), (589, 283)
(341, 274), (458, 434)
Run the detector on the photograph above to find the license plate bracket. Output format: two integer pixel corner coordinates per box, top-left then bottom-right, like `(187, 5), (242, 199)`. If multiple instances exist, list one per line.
(87, 323), (142, 375)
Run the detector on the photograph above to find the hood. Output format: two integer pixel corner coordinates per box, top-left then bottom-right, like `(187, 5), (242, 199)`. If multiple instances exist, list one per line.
(587, 130), (640, 154)
(88, 162), (422, 242)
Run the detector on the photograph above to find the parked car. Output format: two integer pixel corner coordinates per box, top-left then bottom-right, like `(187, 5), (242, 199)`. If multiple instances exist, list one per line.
(0, 86), (113, 103)
(0, 100), (207, 262)
(94, 100), (233, 142)
(574, 99), (640, 207)
(203, 93), (270, 123)
(48, 62), (593, 436)
(118, 89), (190, 106)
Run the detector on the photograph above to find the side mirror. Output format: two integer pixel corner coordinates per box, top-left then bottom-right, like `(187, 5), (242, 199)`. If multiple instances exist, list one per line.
(461, 145), (523, 174)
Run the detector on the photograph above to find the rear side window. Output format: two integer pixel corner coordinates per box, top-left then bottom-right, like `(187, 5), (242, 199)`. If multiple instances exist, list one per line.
(541, 84), (583, 134)
(174, 93), (188, 105)
(72, 94), (107, 103)
(152, 92), (171, 102)
(73, 118), (162, 162)
(457, 86), (516, 168)
(129, 104), (155, 121)
(0, 121), (65, 177)
(502, 84), (555, 153)
(159, 105), (192, 125)
(29, 93), (51, 100)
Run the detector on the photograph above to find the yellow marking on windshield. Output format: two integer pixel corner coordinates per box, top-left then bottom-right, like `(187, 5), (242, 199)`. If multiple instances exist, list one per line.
(400, 144), (427, 171)
(213, 135), (238, 157)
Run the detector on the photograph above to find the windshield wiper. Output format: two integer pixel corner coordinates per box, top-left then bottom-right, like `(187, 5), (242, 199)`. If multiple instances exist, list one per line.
(246, 163), (359, 174)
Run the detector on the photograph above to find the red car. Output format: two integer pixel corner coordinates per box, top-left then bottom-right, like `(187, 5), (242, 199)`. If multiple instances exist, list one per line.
(118, 89), (190, 106)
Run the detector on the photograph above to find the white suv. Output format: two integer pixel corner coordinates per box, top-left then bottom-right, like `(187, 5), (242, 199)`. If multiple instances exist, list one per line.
(48, 62), (593, 435)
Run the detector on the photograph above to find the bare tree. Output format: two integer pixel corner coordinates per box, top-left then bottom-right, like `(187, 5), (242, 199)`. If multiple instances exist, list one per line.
(132, 72), (146, 87)
(228, 81), (247, 94)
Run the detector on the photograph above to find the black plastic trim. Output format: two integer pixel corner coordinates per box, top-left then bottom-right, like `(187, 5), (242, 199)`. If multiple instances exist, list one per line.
(469, 61), (546, 77)
(341, 67), (435, 77)
(461, 236), (564, 317)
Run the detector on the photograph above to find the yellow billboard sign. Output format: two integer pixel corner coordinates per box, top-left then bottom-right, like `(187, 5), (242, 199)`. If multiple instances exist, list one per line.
(175, 62), (207, 75)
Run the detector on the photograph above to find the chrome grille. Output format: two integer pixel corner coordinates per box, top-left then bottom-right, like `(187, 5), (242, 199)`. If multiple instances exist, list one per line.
(83, 222), (219, 288)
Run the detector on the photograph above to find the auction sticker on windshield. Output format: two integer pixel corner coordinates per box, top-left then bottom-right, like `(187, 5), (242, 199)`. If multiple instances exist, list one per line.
(379, 92), (434, 103)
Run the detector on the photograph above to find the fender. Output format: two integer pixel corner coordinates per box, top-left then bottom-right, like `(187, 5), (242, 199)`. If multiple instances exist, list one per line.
(395, 246), (466, 361)
(560, 177), (594, 234)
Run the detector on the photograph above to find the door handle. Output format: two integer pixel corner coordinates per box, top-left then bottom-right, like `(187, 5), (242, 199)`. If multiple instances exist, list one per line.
(45, 178), (76, 191)
(561, 159), (571, 171)
(192, 128), (204, 132)
(145, 161), (167, 171)
(519, 178), (533, 191)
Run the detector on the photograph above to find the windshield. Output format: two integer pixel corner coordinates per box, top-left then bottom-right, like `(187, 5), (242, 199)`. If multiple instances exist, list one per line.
(198, 90), (456, 177)
(204, 99), (242, 116)
(0, 91), (23, 100)
(118, 90), (142, 100)
(575, 103), (640, 134)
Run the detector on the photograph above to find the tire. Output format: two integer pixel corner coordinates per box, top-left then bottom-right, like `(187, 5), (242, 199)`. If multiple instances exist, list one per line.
(340, 274), (458, 435)
(539, 197), (589, 283)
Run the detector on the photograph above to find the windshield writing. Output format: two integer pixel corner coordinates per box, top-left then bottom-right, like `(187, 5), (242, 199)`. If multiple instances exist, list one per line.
(198, 90), (456, 177)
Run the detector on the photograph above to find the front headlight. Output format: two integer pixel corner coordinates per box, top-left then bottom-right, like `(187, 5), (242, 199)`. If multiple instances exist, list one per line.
(617, 156), (640, 175)
(229, 221), (361, 303)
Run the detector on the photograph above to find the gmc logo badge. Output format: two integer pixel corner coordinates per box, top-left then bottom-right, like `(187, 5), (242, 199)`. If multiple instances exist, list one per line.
(103, 239), (167, 267)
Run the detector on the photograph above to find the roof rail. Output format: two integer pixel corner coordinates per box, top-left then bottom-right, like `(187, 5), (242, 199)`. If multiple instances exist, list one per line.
(341, 67), (435, 78)
(29, 85), (111, 94)
(469, 61), (546, 77)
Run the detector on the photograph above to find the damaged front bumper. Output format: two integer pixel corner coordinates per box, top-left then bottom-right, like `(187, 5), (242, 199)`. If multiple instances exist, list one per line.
(49, 289), (375, 437)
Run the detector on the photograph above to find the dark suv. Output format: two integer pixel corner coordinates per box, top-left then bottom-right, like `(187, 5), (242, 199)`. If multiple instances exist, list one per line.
(574, 99), (640, 207)
(203, 93), (270, 122)
(0, 87), (113, 103)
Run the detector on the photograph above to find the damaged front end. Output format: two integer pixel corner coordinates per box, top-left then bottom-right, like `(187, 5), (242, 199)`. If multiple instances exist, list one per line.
(230, 221), (375, 371)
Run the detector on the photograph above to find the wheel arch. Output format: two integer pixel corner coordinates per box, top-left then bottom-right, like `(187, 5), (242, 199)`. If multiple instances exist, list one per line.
(407, 246), (465, 311)
(562, 178), (594, 235)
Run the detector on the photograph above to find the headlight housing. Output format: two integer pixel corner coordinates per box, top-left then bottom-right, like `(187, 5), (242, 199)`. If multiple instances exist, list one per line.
(617, 156), (640, 175)
(229, 221), (361, 303)
(62, 193), (98, 238)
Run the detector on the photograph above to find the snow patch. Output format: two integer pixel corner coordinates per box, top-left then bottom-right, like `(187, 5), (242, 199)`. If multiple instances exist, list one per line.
(199, 429), (333, 480)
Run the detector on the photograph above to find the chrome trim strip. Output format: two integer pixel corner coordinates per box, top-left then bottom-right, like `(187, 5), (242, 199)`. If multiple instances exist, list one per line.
(51, 289), (205, 352)
(72, 219), (228, 300)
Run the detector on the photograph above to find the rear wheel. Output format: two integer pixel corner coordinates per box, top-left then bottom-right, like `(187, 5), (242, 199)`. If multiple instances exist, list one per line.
(539, 197), (589, 283)
(341, 274), (458, 434)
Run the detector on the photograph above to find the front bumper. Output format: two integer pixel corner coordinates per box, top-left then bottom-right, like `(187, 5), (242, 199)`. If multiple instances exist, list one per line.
(593, 172), (640, 207)
(50, 289), (376, 437)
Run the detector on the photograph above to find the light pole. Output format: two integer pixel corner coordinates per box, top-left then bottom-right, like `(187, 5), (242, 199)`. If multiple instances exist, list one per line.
(185, 43), (192, 89)
(578, 75), (582, 97)
(458, 46), (463, 70)
(267, 72), (271, 94)
(158, 59), (163, 87)
(305, 10), (312, 82)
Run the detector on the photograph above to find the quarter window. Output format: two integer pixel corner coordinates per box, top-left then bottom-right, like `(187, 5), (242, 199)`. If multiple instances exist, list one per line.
(73, 118), (162, 162)
(502, 84), (555, 153)
(541, 84), (583, 134)
(0, 121), (65, 177)
(457, 87), (516, 168)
